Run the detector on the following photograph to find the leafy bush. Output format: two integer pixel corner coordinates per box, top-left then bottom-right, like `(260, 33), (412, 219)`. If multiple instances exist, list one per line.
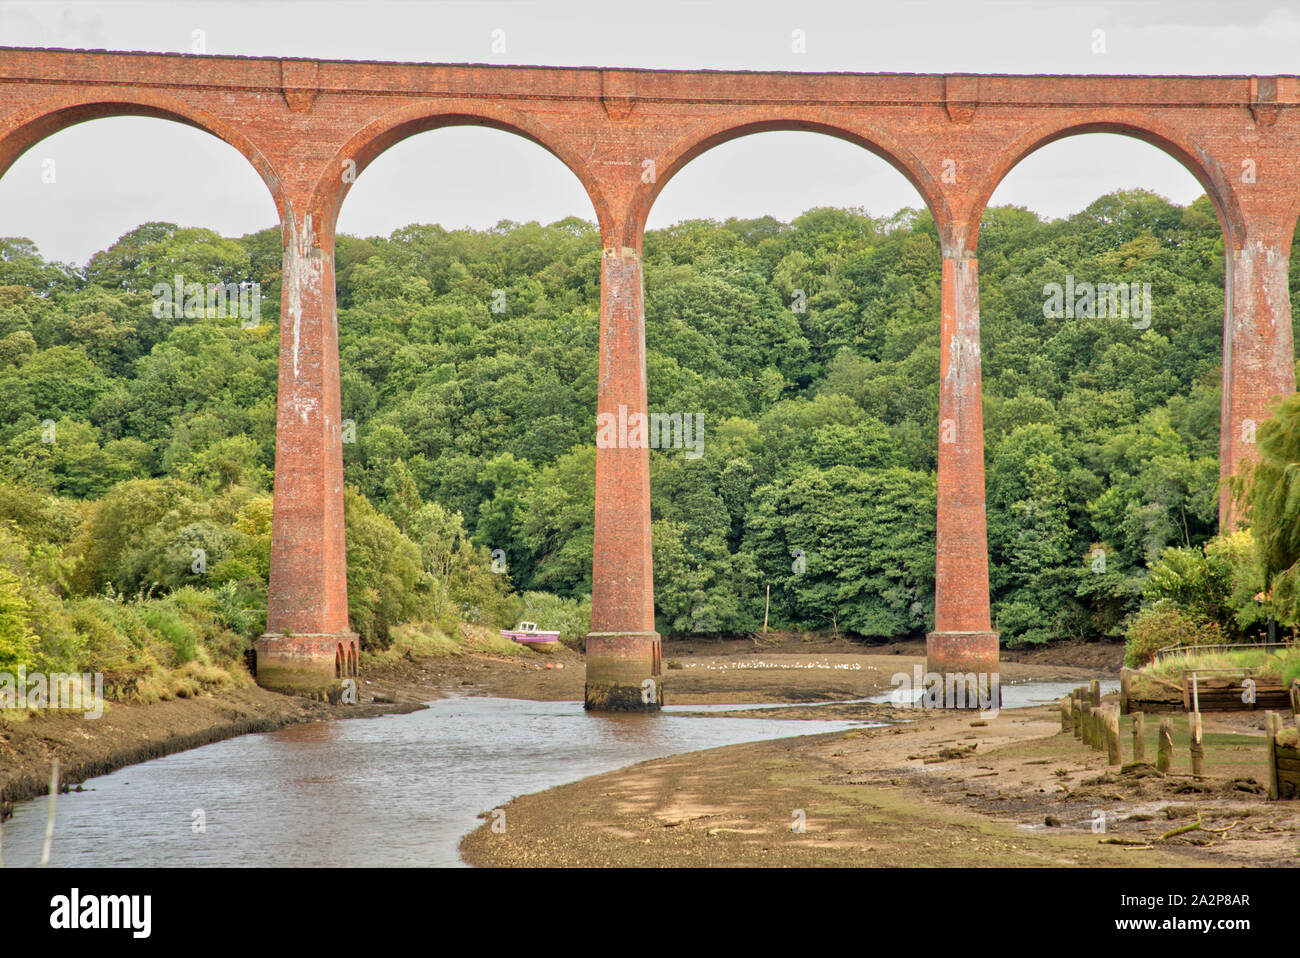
(407, 500), (517, 631)
(211, 580), (265, 639)
(67, 478), (198, 594)
(0, 565), (36, 671)
(344, 487), (425, 648)
(1141, 531), (1265, 641)
(1124, 602), (1224, 668)
(144, 608), (196, 665)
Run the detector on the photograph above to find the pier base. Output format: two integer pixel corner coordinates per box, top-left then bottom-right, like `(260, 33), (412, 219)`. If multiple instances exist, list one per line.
(255, 632), (358, 697)
(925, 630), (1000, 709)
(584, 632), (662, 711)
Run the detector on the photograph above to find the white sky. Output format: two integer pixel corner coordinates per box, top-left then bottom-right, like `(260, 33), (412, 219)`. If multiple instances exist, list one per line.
(1, 0), (1297, 265)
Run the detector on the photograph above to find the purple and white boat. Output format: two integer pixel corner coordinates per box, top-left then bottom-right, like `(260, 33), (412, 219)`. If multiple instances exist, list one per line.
(501, 621), (560, 646)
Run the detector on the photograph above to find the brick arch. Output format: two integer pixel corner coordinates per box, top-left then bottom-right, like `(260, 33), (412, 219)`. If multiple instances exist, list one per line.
(314, 98), (610, 239)
(624, 110), (949, 249)
(0, 91), (288, 223)
(970, 114), (1246, 250)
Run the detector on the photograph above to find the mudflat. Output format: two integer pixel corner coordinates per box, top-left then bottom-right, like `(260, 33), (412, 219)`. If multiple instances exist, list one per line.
(451, 635), (1299, 868)
(459, 702), (1300, 867)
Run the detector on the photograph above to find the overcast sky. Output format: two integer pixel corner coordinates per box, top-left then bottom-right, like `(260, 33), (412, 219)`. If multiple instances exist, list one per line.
(2, 0), (1298, 265)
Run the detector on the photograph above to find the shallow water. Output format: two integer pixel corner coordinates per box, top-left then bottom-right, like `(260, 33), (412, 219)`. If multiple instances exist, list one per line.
(1, 695), (864, 868)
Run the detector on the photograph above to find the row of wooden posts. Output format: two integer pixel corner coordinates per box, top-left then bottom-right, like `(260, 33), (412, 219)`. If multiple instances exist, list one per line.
(1060, 681), (1201, 779)
(1061, 680), (1191, 774)
(1061, 679), (1300, 800)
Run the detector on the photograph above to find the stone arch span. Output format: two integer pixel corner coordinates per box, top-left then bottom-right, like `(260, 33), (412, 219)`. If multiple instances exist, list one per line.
(625, 111), (950, 248)
(0, 92), (289, 224)
(972, 113), (1287, 531)
(971, 114), (1245, 249)
(313, 98), (610, 239)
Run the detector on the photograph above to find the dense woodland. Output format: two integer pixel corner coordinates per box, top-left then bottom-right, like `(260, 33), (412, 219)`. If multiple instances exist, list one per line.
(2, 189), (1299, 693)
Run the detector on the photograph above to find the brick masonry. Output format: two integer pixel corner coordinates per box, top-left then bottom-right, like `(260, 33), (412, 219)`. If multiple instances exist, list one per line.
(2, 49), (1297, 705)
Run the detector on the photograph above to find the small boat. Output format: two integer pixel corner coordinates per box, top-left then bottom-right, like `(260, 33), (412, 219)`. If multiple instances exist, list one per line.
(501, 621), (560, 646)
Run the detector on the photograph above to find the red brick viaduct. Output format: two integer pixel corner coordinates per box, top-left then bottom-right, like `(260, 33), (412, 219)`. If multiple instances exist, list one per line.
(2, 48), (1297, 708)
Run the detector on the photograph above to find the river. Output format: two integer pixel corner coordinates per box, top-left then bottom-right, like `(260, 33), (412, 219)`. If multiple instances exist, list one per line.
(0, 695), (865, 868)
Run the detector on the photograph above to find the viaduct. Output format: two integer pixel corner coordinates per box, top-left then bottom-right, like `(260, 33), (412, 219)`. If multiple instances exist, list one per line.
(2, 48), (1298, 709)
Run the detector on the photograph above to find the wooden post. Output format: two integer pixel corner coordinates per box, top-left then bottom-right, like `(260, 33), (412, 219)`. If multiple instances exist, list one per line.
(40, 757), (58, 867)
(1189, 711), (1204, 779)
(1157, 717), (1173, 773)
(1084, 707), (1095, 748)
(1060, 697), (1072, 732)
(1266, 711), (1279, 801)
(1090, 678), (1101, 707)
(1132, 711), (1146, 764)
(762, 584), (770, 635)
(1072, 698), (1083, 740)
(1106, 708), (1121, 766)
(1120, 668), (1131, 715)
